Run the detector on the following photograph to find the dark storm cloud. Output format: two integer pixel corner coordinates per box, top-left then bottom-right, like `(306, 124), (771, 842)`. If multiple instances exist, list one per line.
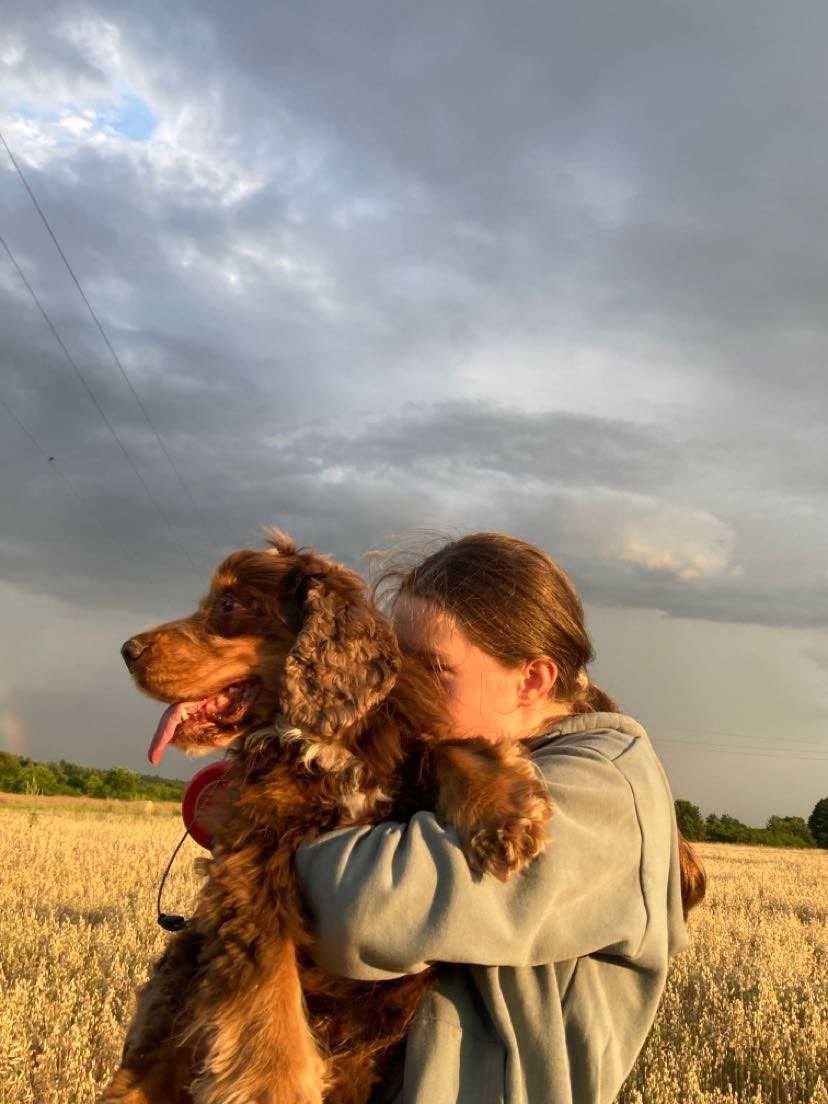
(0, 387), (824, 630)
(2, 0), (828, 636)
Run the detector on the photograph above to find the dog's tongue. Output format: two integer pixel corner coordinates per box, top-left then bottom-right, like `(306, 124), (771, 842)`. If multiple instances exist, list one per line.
(148, 700), (202, 765)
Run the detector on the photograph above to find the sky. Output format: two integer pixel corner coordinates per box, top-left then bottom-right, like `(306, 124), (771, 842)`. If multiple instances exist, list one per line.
(1, 1), (827, 825)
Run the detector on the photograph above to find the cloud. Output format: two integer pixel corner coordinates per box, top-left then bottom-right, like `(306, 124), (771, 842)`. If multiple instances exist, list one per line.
(58, 112), (94, 135)
(4, 388), (823, 631)
(1, 0), (827, 640)
(3, 2), (828, 825)
(592, 503), (737, 583)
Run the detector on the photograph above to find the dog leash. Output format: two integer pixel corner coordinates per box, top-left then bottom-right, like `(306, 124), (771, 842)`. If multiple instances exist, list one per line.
(156, 775), (227, 932)
(157, 826), (193, 931)
(154, 722), (299, 933)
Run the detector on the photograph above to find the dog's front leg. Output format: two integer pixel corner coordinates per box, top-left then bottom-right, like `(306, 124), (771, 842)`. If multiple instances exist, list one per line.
(97, 1040), (195, 1104)
(183, 927), (327, 1104)
(98, 926), (203, 1104)
(431, 738), (554, 881)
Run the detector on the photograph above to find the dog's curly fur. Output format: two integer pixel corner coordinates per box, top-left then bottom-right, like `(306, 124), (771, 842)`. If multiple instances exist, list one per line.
(99, 529), (554, 1104)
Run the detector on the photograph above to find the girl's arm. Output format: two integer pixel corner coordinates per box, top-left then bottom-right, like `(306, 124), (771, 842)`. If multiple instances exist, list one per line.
(294, 744), (648, 979)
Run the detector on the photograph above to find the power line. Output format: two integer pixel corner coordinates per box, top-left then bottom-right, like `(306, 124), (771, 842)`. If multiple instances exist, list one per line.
(0, 129), (214, 552)
(0, 230), (200, 576)
(654, 735), (828, 763)
(655, 721), (828, 751)
(653, 721), (828, 758)
(0, 393), (148, 571)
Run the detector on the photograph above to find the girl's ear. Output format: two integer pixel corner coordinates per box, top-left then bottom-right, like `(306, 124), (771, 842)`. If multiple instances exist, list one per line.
(279, 571), (402, 737)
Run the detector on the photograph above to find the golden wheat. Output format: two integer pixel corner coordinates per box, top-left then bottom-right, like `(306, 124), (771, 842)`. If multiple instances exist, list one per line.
(618, 843), (828, 1104)
(0, 800), (825, 1103)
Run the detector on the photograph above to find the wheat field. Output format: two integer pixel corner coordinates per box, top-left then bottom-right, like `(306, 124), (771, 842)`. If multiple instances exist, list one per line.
(0, 795), (825, 1104)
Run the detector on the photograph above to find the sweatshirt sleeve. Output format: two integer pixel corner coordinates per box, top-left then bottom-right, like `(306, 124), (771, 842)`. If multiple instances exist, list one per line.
(294, 744), (647, 980)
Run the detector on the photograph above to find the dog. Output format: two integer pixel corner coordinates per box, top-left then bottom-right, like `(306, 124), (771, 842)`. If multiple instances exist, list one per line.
(99, 529), (554, 1104)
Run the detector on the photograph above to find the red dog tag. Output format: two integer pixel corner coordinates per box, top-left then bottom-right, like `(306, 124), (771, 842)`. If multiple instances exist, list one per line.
(182, 759), (231, 850)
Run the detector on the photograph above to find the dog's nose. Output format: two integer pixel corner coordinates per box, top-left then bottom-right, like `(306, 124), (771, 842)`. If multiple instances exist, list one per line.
(121, 637), (147, 666)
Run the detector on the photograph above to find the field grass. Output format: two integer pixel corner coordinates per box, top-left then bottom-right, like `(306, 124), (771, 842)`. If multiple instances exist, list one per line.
(0, 799), (825, 1103)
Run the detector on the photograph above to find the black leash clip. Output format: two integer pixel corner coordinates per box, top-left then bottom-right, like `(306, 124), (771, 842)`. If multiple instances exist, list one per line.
(158, 912), (190, 932)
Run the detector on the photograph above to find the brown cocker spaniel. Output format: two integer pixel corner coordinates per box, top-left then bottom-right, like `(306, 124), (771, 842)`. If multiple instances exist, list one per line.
(99, 529), (553, 1104)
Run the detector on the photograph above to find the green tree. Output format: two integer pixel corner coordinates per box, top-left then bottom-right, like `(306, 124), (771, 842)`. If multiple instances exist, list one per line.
(766, 815), (815, 847)
(0, 752), (24, 792)
(20, 763), (61, 796)
(57, 758), (91, 795)
(103, 767), (139, 800)
(0, 753), (185, 802)
(86, 774), (105, 799)
(808, 798), (828, 848)
(705, 812), (754, 844)
(675, 799), (705, 840)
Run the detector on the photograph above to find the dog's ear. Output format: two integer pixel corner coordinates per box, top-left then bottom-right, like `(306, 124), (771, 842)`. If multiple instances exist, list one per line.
(279, 567), (402, 737)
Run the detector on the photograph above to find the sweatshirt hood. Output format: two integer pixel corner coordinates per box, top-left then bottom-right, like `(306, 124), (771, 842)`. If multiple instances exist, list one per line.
(523, 710), (649, 752)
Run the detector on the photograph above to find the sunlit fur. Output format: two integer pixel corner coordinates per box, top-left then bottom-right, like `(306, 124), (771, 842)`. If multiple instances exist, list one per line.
(99, 529), (553, 1104)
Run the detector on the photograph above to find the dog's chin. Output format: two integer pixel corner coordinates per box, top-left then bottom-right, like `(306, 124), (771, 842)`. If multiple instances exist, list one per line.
(176, 707), (278, 758)
(175, 724), (247, 758)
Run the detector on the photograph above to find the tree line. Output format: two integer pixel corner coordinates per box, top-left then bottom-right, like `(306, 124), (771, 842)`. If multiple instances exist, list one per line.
(676, 797), (828, 848)
(0, 751), (185, 802)
(2, 751), (827, 847)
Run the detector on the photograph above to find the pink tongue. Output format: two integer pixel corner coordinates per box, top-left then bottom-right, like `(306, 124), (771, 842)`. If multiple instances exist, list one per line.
(148, 700), (202, 765)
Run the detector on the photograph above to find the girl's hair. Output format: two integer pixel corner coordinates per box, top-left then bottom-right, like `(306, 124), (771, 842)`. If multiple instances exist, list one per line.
(370, 530), (617, 717)
(369, 529), (706, 920)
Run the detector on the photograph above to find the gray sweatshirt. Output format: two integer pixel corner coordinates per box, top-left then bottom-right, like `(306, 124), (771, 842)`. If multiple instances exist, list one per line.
(295, 711), (689, 1104)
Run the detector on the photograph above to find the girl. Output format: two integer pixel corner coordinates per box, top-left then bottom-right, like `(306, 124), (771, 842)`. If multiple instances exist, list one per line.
(296, 531), (705, 1104)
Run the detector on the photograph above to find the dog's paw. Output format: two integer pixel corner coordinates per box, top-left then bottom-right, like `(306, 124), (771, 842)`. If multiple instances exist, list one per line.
(466, 814), (550, 881)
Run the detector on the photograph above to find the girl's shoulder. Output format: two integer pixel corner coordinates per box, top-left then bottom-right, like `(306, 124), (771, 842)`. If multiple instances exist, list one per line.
(529, 712), (678, 852)
(527, 710), (648, 764)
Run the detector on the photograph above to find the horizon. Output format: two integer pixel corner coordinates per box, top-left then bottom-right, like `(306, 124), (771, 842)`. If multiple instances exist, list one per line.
(2, 2), (828, 825)
(4, 745), (822, 830)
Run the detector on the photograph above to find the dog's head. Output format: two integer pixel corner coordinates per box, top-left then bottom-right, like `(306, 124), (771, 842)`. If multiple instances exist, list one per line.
(121, 529), (402, 764)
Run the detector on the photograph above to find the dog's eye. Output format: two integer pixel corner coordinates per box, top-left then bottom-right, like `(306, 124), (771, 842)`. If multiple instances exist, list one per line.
(219, 593), (239, 615)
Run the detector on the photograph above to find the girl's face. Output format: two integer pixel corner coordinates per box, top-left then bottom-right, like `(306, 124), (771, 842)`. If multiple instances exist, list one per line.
(393, 594), (570, 743)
